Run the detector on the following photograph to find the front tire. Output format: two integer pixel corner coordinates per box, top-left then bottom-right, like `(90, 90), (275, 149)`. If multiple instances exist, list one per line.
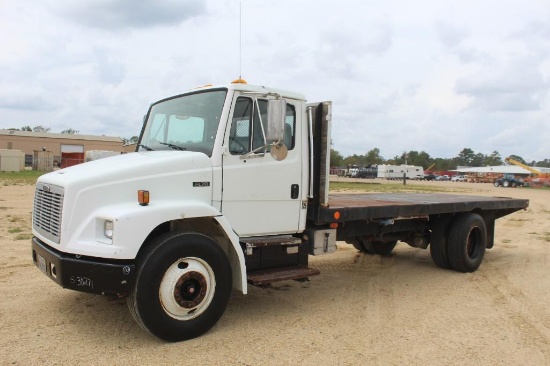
(447, 214), (487, 272)
(128, 232), (232, 342)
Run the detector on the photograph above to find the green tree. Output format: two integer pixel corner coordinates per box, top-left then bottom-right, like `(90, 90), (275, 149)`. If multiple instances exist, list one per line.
(507, 155), (526, 165)
(32, 125), (51, 133)
(456, 148), (475, 166)
(21, 126), (32, 131)
(343, 154), (365, 167)
(61, 128), (79, 134)
(535, 159), (550, 168)
(330, 149), (344, 167)
(471, 153), (485, 167)
(364, 148), (384, 165)
(485, 151), (503, 166)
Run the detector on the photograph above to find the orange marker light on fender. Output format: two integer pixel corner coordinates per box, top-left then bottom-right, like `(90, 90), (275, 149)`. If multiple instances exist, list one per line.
(330, 223), (339, 229)
(138, 190), (150, 206)
(333, 211), (341, 220)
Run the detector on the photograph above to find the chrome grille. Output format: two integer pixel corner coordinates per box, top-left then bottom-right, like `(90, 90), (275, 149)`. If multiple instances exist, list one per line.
(33, 183), (64, 243)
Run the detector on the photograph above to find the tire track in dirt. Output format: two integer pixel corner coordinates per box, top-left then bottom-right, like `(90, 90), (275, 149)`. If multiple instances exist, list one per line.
(470, 264), (550, 361)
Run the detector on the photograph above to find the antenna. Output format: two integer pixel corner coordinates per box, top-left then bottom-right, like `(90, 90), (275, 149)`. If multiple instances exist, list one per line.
(239, 1), (242, 78)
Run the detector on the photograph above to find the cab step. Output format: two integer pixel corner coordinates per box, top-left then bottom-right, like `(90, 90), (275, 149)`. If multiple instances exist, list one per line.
(247, 266), (320, 286)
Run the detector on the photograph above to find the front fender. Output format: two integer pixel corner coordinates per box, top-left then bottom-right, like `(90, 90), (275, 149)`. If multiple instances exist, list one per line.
(61, 200), (248, 294)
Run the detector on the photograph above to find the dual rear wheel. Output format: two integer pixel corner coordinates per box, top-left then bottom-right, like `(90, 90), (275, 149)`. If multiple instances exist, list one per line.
(430, 213), (487, 272)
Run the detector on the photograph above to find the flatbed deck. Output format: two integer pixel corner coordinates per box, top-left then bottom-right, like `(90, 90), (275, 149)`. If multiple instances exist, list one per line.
(317, 193), (529, 222)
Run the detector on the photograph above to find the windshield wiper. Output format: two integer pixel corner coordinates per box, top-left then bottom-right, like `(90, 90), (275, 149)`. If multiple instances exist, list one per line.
(138, 144), (154, 151)
(159, 142), (186, 151)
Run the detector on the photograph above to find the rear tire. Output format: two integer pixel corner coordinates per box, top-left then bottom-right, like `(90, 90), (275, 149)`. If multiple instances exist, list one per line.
(351, 236), (375, 254)
(127, 232), (232, 342)
(429, 215), (454, 269)
(370, 240), (397, 255)
(447, 213), (487, 272)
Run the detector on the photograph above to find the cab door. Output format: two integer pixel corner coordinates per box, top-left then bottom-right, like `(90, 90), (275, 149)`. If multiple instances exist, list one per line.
(221, 95), (302, 237)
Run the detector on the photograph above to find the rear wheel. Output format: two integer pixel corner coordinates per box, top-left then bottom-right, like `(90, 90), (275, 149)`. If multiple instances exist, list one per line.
(127, 232), (232, 342)
(447, 213), (487, 272)
(370, 240), (397, 255)
(351, 236), (375, 254)
(429, 215), (454, 269)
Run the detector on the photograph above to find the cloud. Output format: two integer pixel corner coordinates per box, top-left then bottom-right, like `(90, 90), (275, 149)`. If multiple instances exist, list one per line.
(52, 0), (207, 30)
(455, 56), (549, 112)
(435, 22), (468, 48)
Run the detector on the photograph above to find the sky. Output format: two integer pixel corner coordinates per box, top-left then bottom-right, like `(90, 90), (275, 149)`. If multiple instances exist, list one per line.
(1, 0), (549, 161)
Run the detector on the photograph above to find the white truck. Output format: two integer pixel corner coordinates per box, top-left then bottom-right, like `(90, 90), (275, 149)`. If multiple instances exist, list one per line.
(31, 81), (528, 342)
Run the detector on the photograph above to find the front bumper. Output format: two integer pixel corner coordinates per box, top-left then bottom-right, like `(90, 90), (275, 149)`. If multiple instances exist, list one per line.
(31, 237), (136, 296)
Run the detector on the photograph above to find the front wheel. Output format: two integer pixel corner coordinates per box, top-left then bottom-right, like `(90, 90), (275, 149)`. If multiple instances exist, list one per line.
(494, 181), (499, 187)
(127, 232), (232, 342)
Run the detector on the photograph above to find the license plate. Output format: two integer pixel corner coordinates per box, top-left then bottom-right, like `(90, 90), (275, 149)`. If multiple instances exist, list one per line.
(38, 254), (47, 275)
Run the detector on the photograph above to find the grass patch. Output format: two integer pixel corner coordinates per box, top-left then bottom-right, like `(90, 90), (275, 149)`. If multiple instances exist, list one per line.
(15, 233), (33, 240)
(8, 227), (23, 234)
(502, 239), (512, 243)
(329, 182), (471, 194)
(508, 218), (529, 222)
(0, 171), (45, 186)
(542, 232), (550, 242)
(0, 207), (9, 210)
(8, 216), (24, 223)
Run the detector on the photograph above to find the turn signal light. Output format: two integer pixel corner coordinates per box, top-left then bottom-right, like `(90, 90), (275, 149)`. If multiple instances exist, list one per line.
(330, 223), (339, 229)
(138, 190), (150, 206)
(333, 211), (341, 220)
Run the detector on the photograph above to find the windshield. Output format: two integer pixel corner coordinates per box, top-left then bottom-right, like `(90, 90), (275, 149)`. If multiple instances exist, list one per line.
(138, 89), (227, 156)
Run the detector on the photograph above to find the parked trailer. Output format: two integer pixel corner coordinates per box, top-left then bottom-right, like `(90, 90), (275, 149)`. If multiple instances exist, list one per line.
(31, 81), (528, 342)
(378, 164), (424, 180)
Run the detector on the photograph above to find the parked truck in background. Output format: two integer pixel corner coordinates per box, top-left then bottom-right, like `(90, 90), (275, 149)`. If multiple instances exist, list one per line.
(31, 80), (529, 342)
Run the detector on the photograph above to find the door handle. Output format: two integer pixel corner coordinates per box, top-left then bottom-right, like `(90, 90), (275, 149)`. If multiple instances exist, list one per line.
(291, 184), (299, 199)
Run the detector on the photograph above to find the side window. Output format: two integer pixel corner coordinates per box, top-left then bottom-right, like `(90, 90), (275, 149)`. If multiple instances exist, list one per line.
(229, 97), (252, 154)
(284, 103), (296, 150)
(252, 100), (268, 151)
(229, 98), (296, 155)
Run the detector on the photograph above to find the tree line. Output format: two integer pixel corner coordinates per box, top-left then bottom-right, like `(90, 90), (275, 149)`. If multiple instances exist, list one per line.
(331, 147), (550, 170)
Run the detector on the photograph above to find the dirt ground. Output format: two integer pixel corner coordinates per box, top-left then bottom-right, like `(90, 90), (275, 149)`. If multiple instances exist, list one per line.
(0, 181), (548, 365)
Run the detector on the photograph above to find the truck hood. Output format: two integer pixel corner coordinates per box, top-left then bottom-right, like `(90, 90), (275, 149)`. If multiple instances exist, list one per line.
(39, 151), (211, 188)
(33, 151), (214, 257)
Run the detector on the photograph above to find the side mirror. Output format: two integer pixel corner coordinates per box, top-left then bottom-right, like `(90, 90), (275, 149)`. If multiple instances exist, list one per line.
(266, 99), (286, 144)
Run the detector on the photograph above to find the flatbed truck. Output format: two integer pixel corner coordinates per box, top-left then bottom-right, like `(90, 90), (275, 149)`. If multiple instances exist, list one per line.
(31, 81), (529, 341)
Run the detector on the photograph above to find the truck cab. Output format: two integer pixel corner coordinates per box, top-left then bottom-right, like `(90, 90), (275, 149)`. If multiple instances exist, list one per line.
(31, 81), (328, 341)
